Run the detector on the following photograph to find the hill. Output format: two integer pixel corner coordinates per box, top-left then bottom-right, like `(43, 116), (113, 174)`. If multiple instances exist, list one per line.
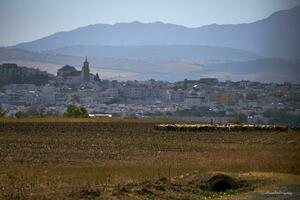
(191, 58), (300, 83)
(0, 48), (299, 82)
(46, 45), (260, 62)
(0, 63), (54, 85)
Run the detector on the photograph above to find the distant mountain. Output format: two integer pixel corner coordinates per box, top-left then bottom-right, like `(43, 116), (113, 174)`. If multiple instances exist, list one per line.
(47, 45), (260, 62)
(13, 6), (300, 60)
(190, 58), (300, 83)
(1, 48), (299, 83)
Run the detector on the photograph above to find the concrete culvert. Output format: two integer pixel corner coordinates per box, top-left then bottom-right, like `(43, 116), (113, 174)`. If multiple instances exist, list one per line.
(207, 174), (239, 192)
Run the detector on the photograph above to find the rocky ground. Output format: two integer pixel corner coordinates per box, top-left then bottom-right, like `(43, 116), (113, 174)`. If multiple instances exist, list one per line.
(69, 172), (300, 200)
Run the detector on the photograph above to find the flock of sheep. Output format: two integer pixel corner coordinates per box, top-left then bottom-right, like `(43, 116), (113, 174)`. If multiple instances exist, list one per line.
(154, 123), (297, 132)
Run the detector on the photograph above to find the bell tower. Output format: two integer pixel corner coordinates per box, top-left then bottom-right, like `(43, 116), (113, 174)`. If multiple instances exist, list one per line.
(82, 57), (90, 81)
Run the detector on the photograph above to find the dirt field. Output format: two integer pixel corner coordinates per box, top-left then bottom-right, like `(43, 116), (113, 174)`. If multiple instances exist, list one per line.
(0, 118), (299, 199)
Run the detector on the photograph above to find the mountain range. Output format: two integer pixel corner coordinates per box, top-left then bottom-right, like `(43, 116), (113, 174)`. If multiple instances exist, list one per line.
(13, 6), (300, 61)
(0, 6), (299, 82)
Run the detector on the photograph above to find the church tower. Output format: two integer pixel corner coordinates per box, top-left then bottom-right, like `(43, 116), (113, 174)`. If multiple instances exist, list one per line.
(82, 57), (90, 81)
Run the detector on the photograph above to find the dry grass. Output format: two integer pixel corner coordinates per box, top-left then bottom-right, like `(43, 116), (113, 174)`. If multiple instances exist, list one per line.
(0, 118), (299, 199)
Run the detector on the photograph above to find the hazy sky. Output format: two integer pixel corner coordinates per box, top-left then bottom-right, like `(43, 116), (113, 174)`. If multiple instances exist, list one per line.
(1, 0), (300, 46)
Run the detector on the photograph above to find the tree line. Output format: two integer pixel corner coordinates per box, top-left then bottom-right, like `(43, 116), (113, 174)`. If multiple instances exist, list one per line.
(0, 105), (89, 118)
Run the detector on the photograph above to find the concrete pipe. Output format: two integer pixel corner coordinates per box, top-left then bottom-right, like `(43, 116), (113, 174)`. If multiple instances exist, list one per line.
(207, 173), (239, 192)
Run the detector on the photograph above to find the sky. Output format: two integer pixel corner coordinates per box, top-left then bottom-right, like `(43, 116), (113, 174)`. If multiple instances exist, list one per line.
(0, 0), (300, 46)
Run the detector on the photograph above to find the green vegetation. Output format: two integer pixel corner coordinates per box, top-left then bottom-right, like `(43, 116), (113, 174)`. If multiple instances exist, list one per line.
(64, 105), (89, 118)
(27, 108), (45, 117)
(14, 108), (45, 118)
(0, 107), (6, 118)
(231, 113), (248, 124)
(14, 111), (29, 118)
(264, 109), (300, 126)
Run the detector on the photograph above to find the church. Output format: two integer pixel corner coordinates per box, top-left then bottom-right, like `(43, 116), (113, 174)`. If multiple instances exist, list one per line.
(57, 57), (100, 84)
(81, 57), (90, 81)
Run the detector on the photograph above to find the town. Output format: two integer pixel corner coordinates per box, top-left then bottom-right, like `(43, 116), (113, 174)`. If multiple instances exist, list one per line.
(0, 58), (299, 126)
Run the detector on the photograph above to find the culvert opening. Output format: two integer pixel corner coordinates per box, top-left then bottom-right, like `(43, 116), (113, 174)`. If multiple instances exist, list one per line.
(207, 173), (239, 192)
(212, 180), (232, 192)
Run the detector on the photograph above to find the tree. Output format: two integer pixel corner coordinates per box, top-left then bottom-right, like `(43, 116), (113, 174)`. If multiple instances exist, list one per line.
(0, 107), (6, 118)
(94, 73), (100, 82)
(27, 107), (44, 117)
(236, 113), (247, 124)
(230, 113), (247, 124)
(79, 106), (89, 118)
(264, 109), (300, 126)
(15, 111), (28, 118)
(64, 105), (89, 118)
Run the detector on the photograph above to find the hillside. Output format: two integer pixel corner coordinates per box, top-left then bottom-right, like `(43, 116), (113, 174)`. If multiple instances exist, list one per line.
(0, 48), (299, 82)
(47, 45), (260, 62)
(191, 58), (300, 83)
(0, 63), (54, 85)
